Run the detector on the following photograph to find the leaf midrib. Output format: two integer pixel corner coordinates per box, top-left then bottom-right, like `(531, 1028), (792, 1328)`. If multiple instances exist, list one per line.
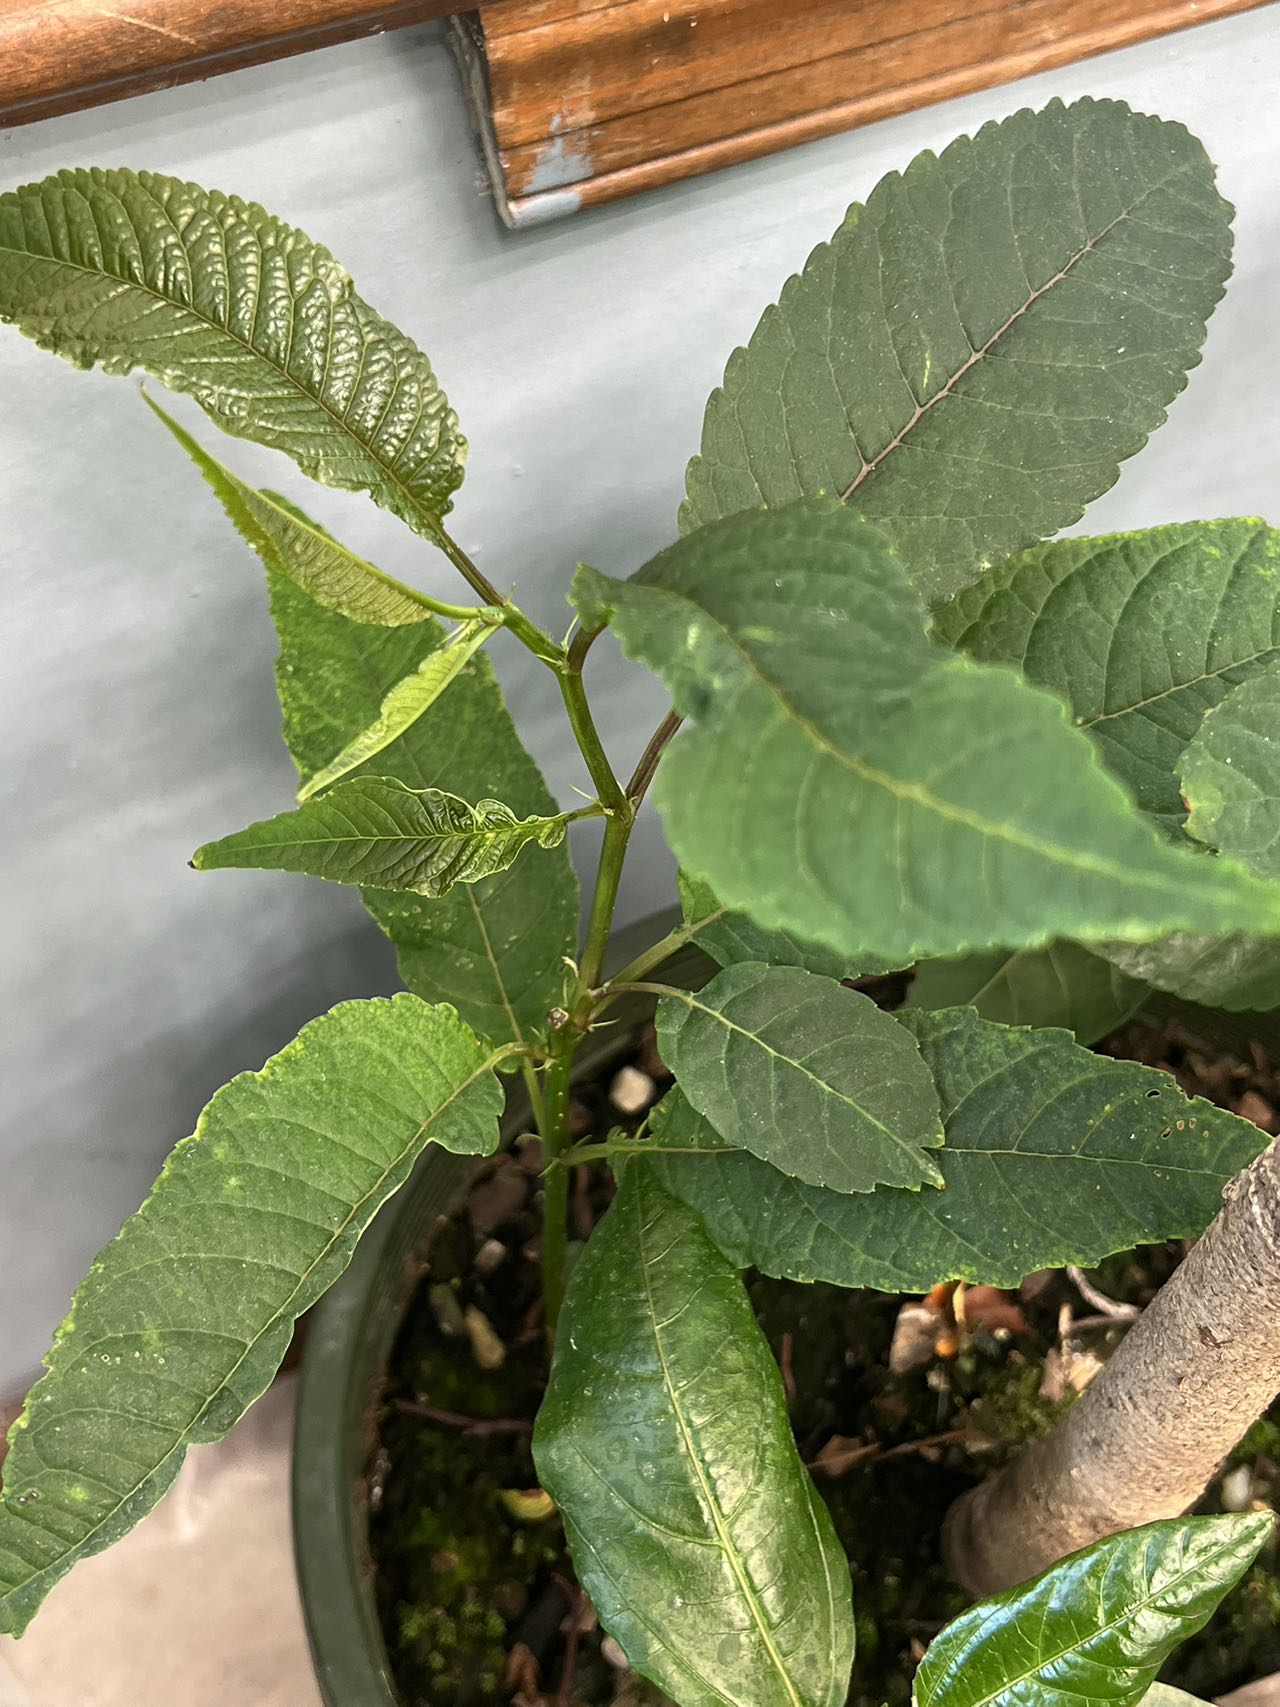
(0, 1044), (512, 1624)
(635, 1185), (806, 1707)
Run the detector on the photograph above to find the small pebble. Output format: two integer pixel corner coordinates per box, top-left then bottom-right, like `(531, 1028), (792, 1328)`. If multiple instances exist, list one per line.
(1221, 1463), (1254, 1512)
(888, 1302), (942, 1374)
(1236, 1089), (1276, 1133)
(464, 1304), (506, 1371)
(498, 1487), (556, 1523)
(468, 1160), (530, 1234)
(514, 1133), (544, 1174)
(474, 1237), (507, 1277)
(601, 1636), (629, 1670)
(428, 1282), (466, 1339)
(610, 1065), (655, 1115)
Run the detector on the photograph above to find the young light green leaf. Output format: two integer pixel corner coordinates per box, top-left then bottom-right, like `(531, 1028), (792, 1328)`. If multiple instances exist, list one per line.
(652, 1006), (1265, 1291)
(677, 871), (896, 981)
(907, 943), (1147, 1045)
(933, 521), (1280, 833)
(297, 619), (497, 800)
(913, 1514), (1272, 1707)
(193, 776), (579, 898)
(143, 394), (443, 626)
(682, 99), (1233, 606)
(1183, 672), (1280, 874)
(268, 567), (578, 1046)
(656, 964), (943, 1194)
(0, 994), (504, 1637)
(533, 1166), (854, 1707)
(576, 502), (1280, 968)
(0, 169), (464, 538)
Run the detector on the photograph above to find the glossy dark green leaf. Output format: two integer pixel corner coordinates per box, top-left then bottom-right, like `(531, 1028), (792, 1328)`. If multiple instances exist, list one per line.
(144, 394), (444, 626)
(907, 943), (1147, 1044)
(677, 872), (895, 980)
(575, 502), (1280, 968)
(0, 169), (465, 538)
(682, 99), (1232, 606)
(0, 995), (504, 1636)
(913, 1514), (1272, 1707)
(933, 521), (1280, 834)
(655, 964), (943, 1194)
(268, 563), (578, 1047)
(653, 1007), (1264, 1290)
(534, 1167), (855, 1707)
(193, 776), (577, 898)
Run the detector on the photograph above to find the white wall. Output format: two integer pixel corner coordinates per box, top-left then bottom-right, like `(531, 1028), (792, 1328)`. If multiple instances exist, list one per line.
(2, 8), (1279, 1394)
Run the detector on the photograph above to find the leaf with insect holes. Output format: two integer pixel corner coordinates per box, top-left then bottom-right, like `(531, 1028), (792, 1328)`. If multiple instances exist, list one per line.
(574, 501), (1280, 968)
(0, 995), (503, 1637)
(682, 99), (1233, 606)
(655, 963), (943, 1194)
(652, 1006), (1265, 1290)
(193, 776), (577, 898)
(912, 1515), (1272, 1707)
(0, 169), (465, 537)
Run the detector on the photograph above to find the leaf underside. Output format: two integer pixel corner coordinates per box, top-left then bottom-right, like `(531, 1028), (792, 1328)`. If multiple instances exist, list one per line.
(913, 1514), (1272, 1707)
(534, 1167), (855, 1707)
(682, 98), (1233, 606)
(653, 1006), (1265, 1292)
(0, 995), (502, 1636)
(906, 941), (1147, 1045)
(268, 568), (578, 1046)
(193, 775), (569, 898)
(0, 168), (465, 537)
(575, 501), (1280, 967)
(656, 963), (943, 1194)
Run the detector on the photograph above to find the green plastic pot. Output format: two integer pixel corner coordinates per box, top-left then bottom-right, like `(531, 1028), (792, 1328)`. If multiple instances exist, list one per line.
(292, 912), (708, 1707)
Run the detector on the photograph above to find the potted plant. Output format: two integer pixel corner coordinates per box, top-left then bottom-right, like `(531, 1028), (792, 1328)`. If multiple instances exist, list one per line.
(1, 95), (1278, 1707)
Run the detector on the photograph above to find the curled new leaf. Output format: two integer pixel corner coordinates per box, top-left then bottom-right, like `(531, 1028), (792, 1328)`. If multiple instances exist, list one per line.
(192, 776), (581, 897)
(914, 1515), (1272, 1707)
(0, 995), (505, 1636)
(534, 1167), (855, 1707)
(0, 168), (465, 536)
(683, 99), (1233, 605)
(298, 619), (498, 800)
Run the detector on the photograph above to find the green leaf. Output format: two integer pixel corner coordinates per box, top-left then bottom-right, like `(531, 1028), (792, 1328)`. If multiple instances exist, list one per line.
(533, 1166), (854, 1707)
(655, 964), (943, 1194)
(296, 620), (498, 801)
(912, 1514), (1272, 1707)
(193, 776), (577, 898)
(268, 566), (578, 1046)
(1101, 672), (1280, 1009)
(681, 98), (1232, 606)
(907, 943), (1147, 1044)
(677, 871), (895, 980)
(0, 994), (504, 1636)
(1183, 671), (1280, 874)
(0, 168), (464, 538)
(933, 520), (1280, 833)
(575, 501), (1280, 968)
(143, 394), (443, 626)
(653, 1006), (1265, 1291)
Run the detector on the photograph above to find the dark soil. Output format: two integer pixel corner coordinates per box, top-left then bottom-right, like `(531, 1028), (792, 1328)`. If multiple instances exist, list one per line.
(368, 1010), (1280, 1707)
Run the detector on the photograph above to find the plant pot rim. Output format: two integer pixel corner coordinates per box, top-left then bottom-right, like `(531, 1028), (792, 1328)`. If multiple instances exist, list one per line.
(291, 907), (705, 1707)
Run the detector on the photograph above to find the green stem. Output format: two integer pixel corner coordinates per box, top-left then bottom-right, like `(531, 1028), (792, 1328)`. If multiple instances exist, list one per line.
(437, 527), (564, 665)
(602, 909), (726, 993)
(538, 1032), (576, 1341)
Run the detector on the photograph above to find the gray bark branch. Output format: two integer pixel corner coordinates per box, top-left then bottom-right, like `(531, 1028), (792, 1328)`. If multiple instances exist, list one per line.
(945, 1138), (1280, 1597)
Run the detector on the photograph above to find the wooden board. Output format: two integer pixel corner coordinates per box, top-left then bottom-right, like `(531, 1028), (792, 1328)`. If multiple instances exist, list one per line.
(0, 0), (470, 126)
(461, 0), (1270, 226)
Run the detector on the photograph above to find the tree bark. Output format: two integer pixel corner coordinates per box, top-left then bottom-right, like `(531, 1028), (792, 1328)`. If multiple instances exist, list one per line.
(944, 1138), (1280, 1598)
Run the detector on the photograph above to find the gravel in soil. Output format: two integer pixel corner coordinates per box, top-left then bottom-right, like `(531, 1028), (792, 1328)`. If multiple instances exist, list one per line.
(368, 1016), (1279, 1707)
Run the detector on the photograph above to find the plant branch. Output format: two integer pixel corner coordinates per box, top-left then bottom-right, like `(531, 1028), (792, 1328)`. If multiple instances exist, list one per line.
(436, 527), (563, 664)
(601, 911), (726, 994)
(626, 710), (684, 805)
